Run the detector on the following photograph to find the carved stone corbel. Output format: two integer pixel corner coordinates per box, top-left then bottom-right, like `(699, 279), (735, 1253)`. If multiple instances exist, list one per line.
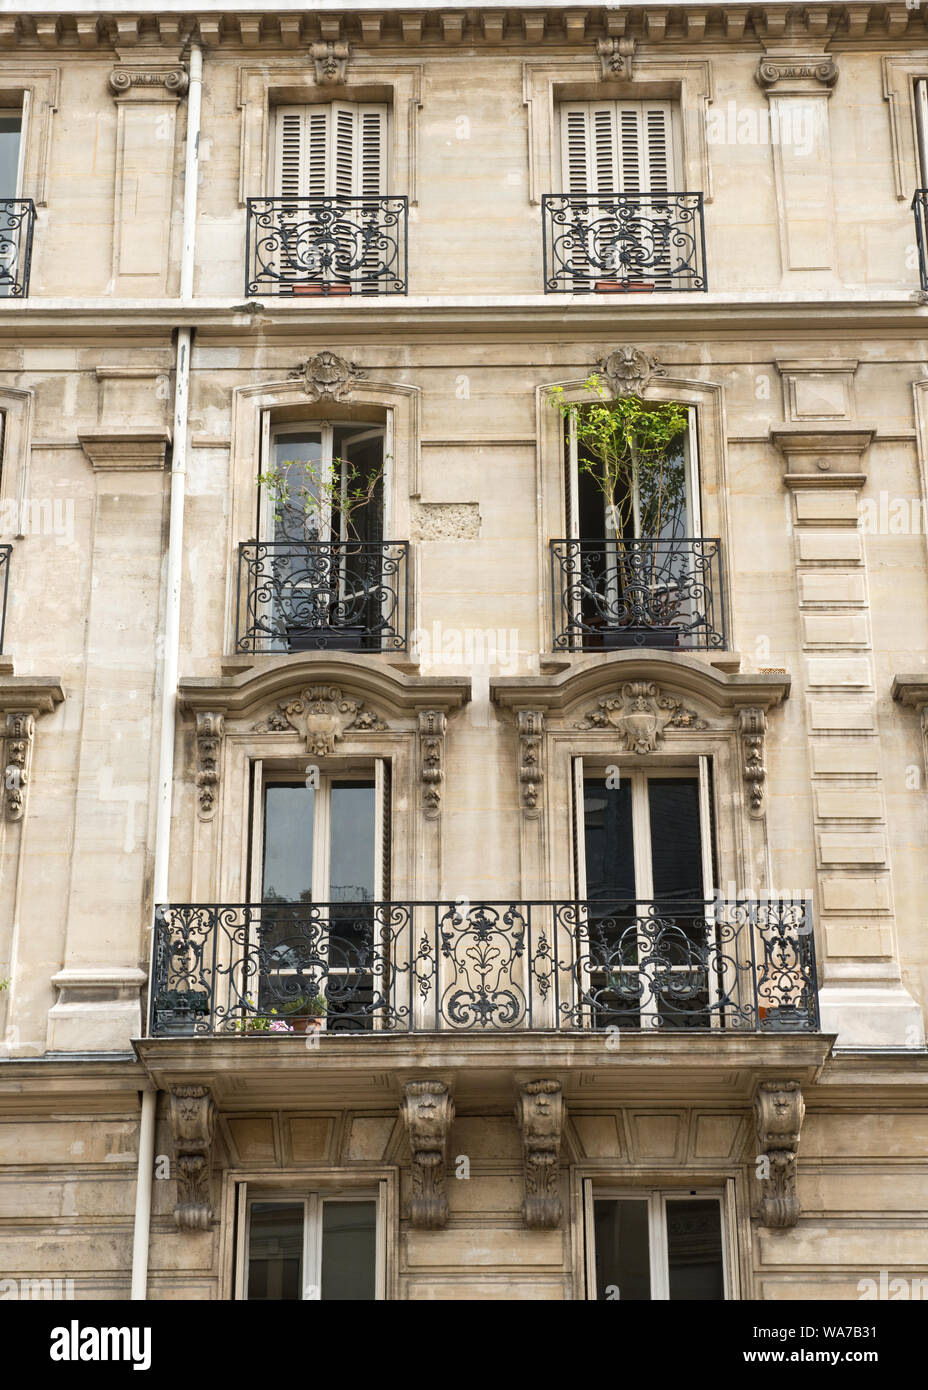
(310, 40), (350, 85)
(401, 1081), (454, 1229)
(596, 36), (636, 80)
(418, 710), (446, 819)
(3, 712), (34, 820)
(754, 1081), (804, 1229)
(517, 710), (545, 817)
(738, 706), (767, 817)
(169, 1085), (216, 1231)
(516, 1080), (564, 1228)
(194, 712), (223, 820)
(108, 67), (190, 98)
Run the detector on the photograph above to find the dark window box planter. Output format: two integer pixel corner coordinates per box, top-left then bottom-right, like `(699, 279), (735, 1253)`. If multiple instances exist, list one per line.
(286, 624), (367, 652)
(601, 625), (680, 650)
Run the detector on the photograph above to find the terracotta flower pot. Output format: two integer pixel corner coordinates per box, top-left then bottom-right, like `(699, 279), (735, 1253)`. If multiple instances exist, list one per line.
(290, 282), (352, 296)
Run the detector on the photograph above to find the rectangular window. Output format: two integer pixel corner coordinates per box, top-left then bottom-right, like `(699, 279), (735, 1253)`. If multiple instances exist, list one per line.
(240, 1189), (382, 1300)
(572, 760), (717, 1029)
(248, 762), (390, 1031)
(586, 1186), (729, 1300)
(272, 102), (387, 198)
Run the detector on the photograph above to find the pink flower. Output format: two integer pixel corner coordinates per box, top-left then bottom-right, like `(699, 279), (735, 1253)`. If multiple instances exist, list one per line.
(268, 1020), (293, 1033)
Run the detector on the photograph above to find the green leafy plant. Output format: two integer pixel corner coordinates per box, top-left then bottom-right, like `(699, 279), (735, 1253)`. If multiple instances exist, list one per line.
(549, 376), (688, 542)
(0, 978), (9, 993)
(281, 992), (328, 1019)
(258, 454), (384, 545)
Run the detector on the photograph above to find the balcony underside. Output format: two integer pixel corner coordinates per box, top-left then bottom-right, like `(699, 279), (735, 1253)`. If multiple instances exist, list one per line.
(133, 1029), (834, 1109)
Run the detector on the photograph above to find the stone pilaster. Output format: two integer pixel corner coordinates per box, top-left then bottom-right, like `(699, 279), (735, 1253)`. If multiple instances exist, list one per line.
(774, 424), (923, 1047)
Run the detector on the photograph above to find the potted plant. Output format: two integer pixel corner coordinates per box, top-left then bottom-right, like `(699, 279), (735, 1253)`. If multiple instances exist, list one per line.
(550, 377), (689, 648)
(281, 992), (328, 1034)
(228, 997), (294, 1034)
(256, 453), (384, 652)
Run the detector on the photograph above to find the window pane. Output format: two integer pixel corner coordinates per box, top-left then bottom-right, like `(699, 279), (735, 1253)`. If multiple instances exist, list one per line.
(320, 1200), (377, 1300)
(584, 779), (634, 904)
(272, 432), (324, 541)
(0, 116), (21, 200)
(593, 1198), (651, 1300)
(329, 781), (375, 903)
(666, 1198), (725, 1300)
(247, 1202), (303, 1301)
(263, 784), (314, 903)
(647, 778), (703, 901)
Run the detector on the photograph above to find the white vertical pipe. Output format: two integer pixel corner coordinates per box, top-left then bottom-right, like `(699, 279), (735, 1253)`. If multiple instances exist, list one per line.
(130, 1090), (157, 1300)
(133, 41), (202, 1305)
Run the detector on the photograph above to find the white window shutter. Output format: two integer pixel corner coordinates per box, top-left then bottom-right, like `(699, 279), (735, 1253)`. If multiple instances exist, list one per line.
(358, 107), (387, 196)
(305, 108), (329, 196)
(332, 102), (356, 196)
(559, 100), (676, 194)
(275, 106), (307, 198)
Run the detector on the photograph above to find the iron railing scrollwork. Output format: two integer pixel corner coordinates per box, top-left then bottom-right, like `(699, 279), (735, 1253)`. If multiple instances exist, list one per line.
(0, 200), (35, 298)
(550, 536), (725, 652)
(245, 195), (408, 297)
(913, 190), (928, 292)
(150, 897), (819, 1036)
(542, 191), (707, 293)
(235, 539), (408, 653)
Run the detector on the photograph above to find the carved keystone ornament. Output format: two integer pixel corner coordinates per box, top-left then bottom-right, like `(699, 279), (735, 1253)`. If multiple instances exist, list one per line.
(596, 346), (666, 398)
(575, 681), (707, 754)
(288, 351), (365, 403)
(253, 686), (386, 754)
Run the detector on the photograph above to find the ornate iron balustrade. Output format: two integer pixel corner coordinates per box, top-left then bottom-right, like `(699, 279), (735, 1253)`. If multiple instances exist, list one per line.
(542, 191), (707, 293)
(550, 536), (725, 652)
(150, 897), (818, 1036)
(235, 538), (408, 653)
(913, 190), (928, 291)
(245, 195), (408, 296)
(0, 545), (9, 652)
(0, 200), (36, 298)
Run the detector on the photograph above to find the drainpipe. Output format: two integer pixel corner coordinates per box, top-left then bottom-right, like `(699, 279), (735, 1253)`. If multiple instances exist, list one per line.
(132, 41), (203, 1304)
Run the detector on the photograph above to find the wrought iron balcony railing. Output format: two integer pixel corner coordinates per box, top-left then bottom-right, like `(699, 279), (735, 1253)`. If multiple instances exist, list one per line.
(0, 545), (9, 651)
(550, 536), (725, 652)
(913, 190), (928, 291)
(235, 538), (408, 653)
(150, 897), (818, 1037)
(0, 200), (35, 298)
(542, 191), (707, 293)
(245, 195), (408, 297)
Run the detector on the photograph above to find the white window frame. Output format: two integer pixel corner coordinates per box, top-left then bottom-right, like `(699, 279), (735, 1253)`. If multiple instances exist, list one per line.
(262, 420), (388, 545)
(915, 79), (928, 187)
(572, 758), (718, 1028)
(583, 1181), (736, 1300)
(235, 1183), (386, 1301)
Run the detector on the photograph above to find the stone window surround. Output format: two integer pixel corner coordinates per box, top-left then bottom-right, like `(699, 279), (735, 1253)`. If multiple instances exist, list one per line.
(0, 387), (36, 538)
(492, 655), (792, 903)
(217, 1166), (399, 1301)
(224, 374), (421, 661)
(521, 55), (713, 206)
(178, 662), (469, 904)
(236, 60), (423, 207)
(535, 374), (735, 661)
(882, 56), (928, 201)
(0, 66), (58, 208)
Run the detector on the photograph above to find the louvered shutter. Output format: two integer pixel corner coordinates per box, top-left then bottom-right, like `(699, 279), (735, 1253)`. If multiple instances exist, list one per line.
(559, 101), (675, 194)
(274, 104), (387, 198)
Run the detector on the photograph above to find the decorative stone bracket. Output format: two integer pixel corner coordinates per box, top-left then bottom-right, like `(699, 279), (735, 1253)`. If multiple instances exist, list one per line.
(517, 710), (545, 817)
(516, 1080), (565, 1229)
(169, 1085), (216, 1231)
(401, 1080), (454, 1229)
(194, 712), (223, 821)
(738, 706), (767, 818)
(311, 40), (350, 84)
(575, 681), (708, 754)
(3, 712), (34, 821)
(418, 710), (446, 819)
(253, 685), (386, 754)
(596, 36), (636, 80)
(108, 66), (189, 99)
(753, 1080), (805, 1229)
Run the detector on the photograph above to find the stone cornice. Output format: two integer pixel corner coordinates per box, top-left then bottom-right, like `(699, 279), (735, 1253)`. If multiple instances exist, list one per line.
(0, 6), (924, 52)
(0, 676), (65, 716)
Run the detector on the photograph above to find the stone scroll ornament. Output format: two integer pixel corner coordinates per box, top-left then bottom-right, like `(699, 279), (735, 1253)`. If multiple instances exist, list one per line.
(516, 1080), (565, 1229)
(739, 706), (767, 817)
(518, 710), (545, 817)
(169, 1086), (216, 1231)
(3, 712), (34, 821)
(419, 710), (446, 819)
(194, 713), (223, 821)
(754, 1081), (805, 1229)
(401, 1081), (454, 1229)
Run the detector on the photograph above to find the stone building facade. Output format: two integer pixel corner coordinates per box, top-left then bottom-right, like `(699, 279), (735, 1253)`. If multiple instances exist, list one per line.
(0, 0), (927, 1301)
